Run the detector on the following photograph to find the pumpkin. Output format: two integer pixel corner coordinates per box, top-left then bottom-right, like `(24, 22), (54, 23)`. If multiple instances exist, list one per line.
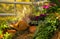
(10, 20), (29, 31)
(7, 30), (16, 34)
(29, 26), (36, 33)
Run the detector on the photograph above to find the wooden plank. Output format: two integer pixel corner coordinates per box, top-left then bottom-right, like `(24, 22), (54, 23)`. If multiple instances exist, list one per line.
(0, 13), (16, 16)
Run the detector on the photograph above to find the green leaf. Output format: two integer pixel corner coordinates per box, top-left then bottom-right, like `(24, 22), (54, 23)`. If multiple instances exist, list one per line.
(0, 30), (3, 35)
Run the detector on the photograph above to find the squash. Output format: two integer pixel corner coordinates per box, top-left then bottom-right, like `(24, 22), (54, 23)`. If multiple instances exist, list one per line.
(10, 20), (29, 31)
(29, 26), (36, 33)
(7, 30), (16, 34)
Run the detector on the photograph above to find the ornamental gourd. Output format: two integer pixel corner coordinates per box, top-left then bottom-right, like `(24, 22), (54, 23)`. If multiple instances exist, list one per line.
(29, 26), (36, 33)
(10, 20), (29, 31)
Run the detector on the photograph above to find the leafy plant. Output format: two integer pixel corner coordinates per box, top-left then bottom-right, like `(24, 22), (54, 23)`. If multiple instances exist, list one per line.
(3, 32), (12, 39)
(0, 21), (11, 39)
(33, 4), (59, 39)
(50, 0), (60, 7)
(33, 16), (57, 39)
(0, 30), (3, 35)
(0, 21), (10, 30)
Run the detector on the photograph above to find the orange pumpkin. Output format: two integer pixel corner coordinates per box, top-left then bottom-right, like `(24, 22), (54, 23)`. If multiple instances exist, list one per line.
(7, 30), (16, 34)
(29, 26), (36, 33)
(10, 20), (29, 31)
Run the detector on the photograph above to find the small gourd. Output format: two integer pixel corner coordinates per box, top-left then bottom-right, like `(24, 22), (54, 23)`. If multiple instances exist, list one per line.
(10, 20), (29, 31)
(29, 26), (36, 33)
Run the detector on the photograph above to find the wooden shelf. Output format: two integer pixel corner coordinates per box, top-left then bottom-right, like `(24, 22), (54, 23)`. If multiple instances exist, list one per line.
(0, 13), (16, 16)
(0, 1), (49, 5)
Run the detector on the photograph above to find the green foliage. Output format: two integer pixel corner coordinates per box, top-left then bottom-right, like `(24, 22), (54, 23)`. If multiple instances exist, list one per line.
(0, 30), (3, 35)
(0, 21), (12, 39)
(33, 13), (58, 39)
(32, 1), (60, 39)
(3, 32), (12, 39)
(50, 0), (60, 7)
(47, 6), (58, 13)
(0, 21), (10, 30)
